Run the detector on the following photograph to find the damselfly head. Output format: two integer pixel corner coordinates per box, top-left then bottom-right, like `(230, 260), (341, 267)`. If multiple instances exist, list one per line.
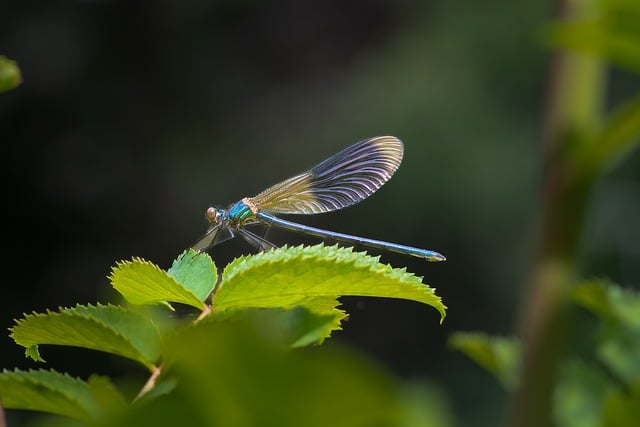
(205, 207), (222, 225)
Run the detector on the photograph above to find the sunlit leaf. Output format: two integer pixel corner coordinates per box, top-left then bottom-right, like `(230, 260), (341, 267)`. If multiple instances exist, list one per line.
(167, 249), (217, 302)
(110, 258), (204, 309)
(10, 304), (161, 369)
(0, 369), (109, 421)
(214, 244), (446, 321)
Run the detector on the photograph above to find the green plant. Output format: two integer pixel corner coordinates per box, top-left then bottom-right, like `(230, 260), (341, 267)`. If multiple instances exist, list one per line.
(0, 56), (21, 94)
(0, 245), (448, 426)
(451, 0), (640, 425)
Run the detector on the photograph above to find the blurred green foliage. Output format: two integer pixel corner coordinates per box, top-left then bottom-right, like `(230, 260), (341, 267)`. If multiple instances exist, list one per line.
(544, 0), (640, 73)
(451, 0), (640, 425)
(0, 55), (21, 93)
(454, 282), (640, 426)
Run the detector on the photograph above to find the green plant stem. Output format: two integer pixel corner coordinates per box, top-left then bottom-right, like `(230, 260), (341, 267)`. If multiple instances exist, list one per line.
(509, 0), (606, 425)
(196, 303), (212, 322)
(134, 364), (163, 403)
(0, 399), (6, 427)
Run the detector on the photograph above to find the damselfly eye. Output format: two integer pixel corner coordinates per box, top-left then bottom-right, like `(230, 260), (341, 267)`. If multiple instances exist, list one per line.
(205, 207), (220, 223)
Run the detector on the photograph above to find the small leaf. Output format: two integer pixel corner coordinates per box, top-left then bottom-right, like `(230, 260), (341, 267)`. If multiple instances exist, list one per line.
(110, 257), (204, 309)
(597, 325), (640, 382)
(572, 280), (640, 382)
(214, 244), (446, 321)
(595, 94), (640, 172)
(10, 303), (161, 369)
(0, 369), (102, 420)
(571, 280), (612, 317)
(575, 94), (640, 177)
(25, 344), (45, 362)
(572, 280), (640, 330)
(543, 0), (640, 73)
(167, 249), (217, 302)
(0, 55), (21, 94)
(448, 332), (520, 390)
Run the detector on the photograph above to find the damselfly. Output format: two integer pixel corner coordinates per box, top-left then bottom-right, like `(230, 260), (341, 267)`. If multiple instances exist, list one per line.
(192, 136), (445, 261)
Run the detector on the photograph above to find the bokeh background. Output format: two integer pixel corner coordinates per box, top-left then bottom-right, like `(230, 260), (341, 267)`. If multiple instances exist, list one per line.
(2, 1), (639, 426)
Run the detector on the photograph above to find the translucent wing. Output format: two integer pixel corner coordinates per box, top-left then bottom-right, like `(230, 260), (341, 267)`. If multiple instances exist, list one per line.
(191, 224), (233, 252)
(249, 136), (403, 214)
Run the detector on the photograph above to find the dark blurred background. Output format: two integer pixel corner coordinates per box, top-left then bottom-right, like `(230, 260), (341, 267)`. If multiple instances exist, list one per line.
(2, 1), (639, 426)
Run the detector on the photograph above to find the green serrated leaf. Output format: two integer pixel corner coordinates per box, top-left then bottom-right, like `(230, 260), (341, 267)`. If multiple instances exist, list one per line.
(295, 295), (341, 314)
(448, 332), (520, 390)
(273, 296), (346, 346)
(214, 244), (446, 321)
(0, 55), (21, 94)
(0, 369), (102, 421)
(110, 257), (204, 309)
(10, 303), (161, 369)
(270, 296), (346, 346)
(167, 249), (217, 302)
(284, 306), (346, 347)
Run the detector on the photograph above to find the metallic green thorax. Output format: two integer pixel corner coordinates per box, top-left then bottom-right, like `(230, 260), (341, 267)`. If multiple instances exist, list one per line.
(226, 200), (255, 222)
